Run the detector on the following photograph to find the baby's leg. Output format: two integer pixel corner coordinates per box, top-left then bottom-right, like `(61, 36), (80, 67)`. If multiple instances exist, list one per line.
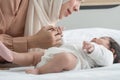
(0, 41), (44, 66)
(26, 52), (77, 74)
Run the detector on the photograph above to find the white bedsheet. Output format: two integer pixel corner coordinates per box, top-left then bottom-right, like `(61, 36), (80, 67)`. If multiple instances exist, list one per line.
(0, 28), (120, 79)
(0, 63), (120, 80)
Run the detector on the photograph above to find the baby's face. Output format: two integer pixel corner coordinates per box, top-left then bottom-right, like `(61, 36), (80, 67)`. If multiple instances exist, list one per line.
(91, 37), (110, 49)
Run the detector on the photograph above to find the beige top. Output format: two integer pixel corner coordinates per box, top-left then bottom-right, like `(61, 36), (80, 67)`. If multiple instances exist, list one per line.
(0, 0), (29, 52)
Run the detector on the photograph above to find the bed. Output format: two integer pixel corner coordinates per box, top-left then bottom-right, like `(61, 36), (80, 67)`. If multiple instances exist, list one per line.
(0, 28), (120, 80)
(0, 63), (120, 80)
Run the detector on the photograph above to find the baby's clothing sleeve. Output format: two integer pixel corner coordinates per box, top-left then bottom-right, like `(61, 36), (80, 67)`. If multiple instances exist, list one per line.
(87, 43), (114, 66)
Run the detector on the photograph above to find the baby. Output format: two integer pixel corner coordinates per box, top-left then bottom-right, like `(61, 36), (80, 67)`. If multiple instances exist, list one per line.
(0, 36), (120, 74)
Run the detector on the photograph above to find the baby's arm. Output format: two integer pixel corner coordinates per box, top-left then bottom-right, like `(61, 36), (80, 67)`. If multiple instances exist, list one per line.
(82, 41), (113, 66)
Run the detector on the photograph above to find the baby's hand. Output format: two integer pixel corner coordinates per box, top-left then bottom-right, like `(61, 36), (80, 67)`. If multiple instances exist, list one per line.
(82, 41), (94, 54)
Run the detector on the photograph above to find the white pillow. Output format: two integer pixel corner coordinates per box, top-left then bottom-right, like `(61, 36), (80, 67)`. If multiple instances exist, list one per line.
(63, 28), (120, 45)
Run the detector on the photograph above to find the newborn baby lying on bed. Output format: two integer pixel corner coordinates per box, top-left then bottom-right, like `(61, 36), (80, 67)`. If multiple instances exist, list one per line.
(0, 36), (120, 74)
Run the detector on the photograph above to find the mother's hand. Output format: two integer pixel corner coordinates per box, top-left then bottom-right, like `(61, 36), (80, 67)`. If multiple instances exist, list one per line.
(27, 26), (63, 49)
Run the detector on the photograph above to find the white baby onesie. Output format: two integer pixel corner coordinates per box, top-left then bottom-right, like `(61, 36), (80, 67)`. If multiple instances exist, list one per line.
(36, 43), (114, 71)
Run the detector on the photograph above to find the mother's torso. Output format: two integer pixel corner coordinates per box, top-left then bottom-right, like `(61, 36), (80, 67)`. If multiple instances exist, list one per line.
(0, 0), (29, 37)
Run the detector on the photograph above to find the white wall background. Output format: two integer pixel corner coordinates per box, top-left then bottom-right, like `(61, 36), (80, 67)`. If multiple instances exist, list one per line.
(57, 5), (120, 30)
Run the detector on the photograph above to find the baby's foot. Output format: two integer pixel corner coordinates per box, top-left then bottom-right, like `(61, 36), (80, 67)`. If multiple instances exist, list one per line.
(0, 41), (13, 62)
(25, 68), (39, 74)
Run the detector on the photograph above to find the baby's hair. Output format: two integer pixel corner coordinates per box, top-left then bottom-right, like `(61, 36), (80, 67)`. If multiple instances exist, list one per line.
(108, 37), (120, 63)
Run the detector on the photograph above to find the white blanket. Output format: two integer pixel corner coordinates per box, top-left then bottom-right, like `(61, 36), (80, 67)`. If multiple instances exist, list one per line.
(0, 63), (120, 80)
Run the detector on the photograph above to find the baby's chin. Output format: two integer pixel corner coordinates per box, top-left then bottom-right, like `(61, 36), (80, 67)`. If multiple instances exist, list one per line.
(90, 40), (94, 42)
(91, 39), (96, 43)
(90, 41), (98, 45)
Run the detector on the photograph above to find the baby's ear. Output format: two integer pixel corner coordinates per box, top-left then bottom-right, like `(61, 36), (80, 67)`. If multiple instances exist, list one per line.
(110, 48), (115, 54)
(113, 54), (117, 59)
